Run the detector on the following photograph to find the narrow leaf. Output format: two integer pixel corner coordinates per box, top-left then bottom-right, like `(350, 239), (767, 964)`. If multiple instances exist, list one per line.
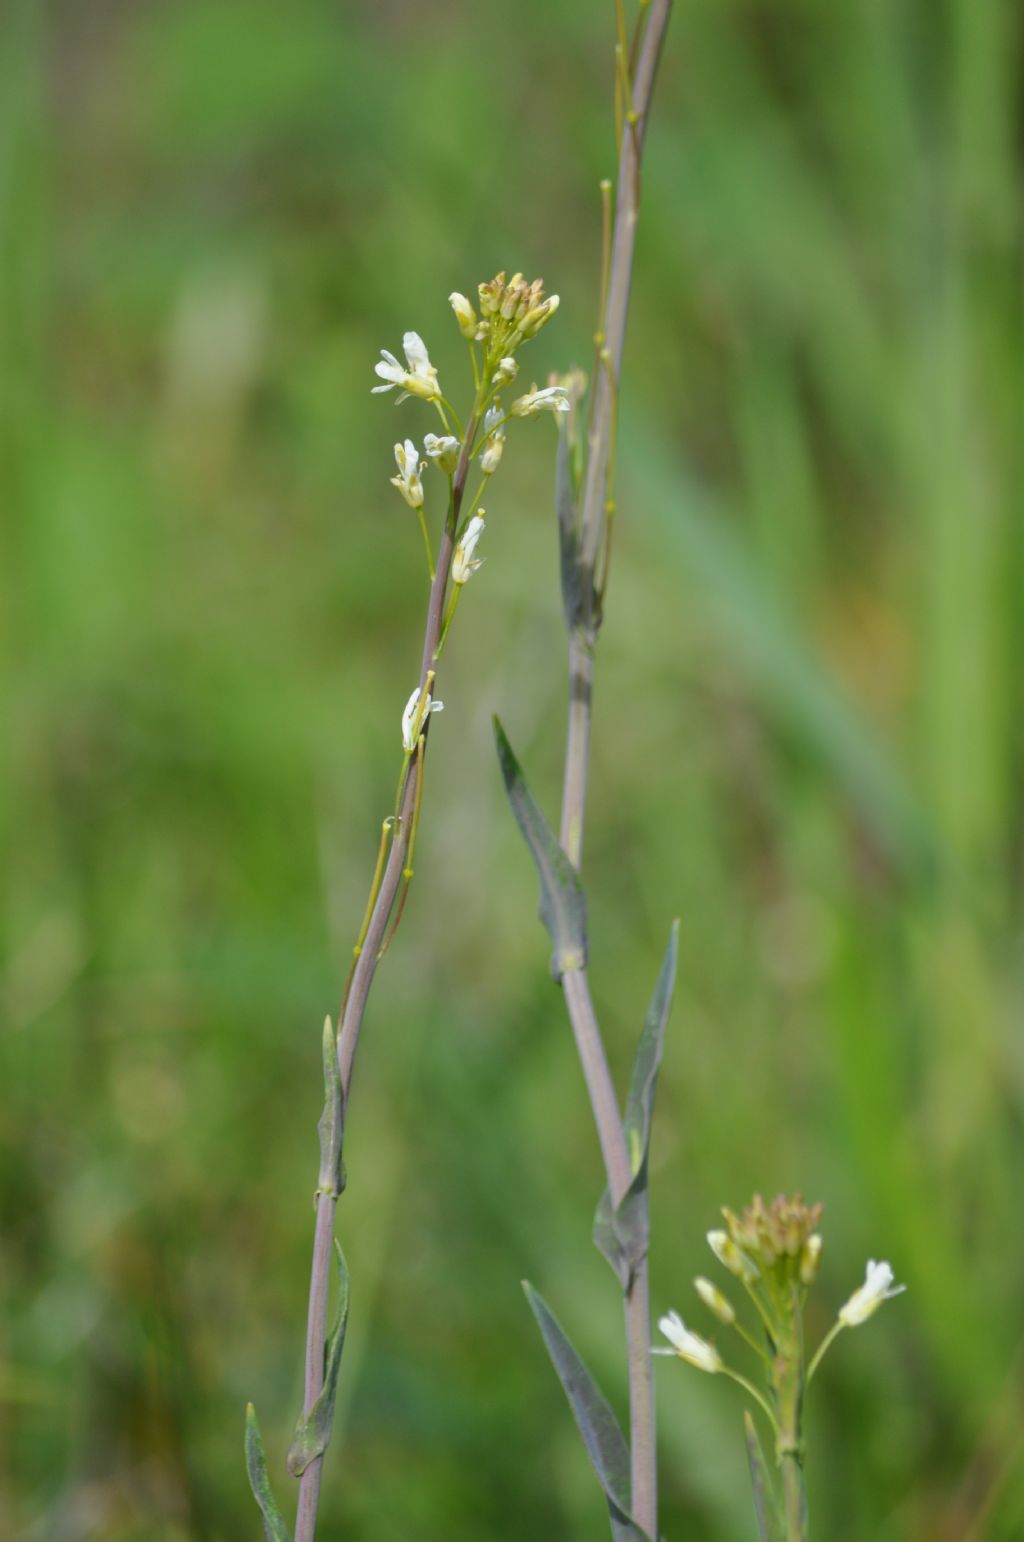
(245, 1403), (292, 1542)
(622, 920), (679, 1169)
(523, 1282), (651, 1541)
(744, 1411), (785, 1542)
(556, 415), (586, 630)
(493, 718), (587, 978)
(594, 924), (679, 1284)
(286, 1242), (350, 1476)
(317, 1015), (345, 1200)
(592, 1186), (630, 1290)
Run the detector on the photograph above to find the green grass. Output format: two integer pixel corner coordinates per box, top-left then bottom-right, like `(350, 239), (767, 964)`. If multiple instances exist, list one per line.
(3, 1), (1023, 1536)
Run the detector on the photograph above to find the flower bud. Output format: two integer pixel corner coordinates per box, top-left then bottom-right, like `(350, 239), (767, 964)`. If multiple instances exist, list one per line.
(448, 292), (478, 341)
(694, 1276), (736, 1325)
(707, 1229), (760, 1284)
(800, 1234), (823, 1286)
(521, 293), (560, 337)
(492, 356), (518, 386)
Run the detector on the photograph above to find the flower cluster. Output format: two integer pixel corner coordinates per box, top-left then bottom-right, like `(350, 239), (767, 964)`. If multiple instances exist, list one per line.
(654, 1193), (906, 1495)
(371, 271), (566, 753)
(449, 271), (560, 371)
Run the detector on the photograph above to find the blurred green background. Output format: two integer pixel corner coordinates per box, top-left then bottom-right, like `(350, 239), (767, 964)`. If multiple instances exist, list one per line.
(3, 0), (1023, 1537)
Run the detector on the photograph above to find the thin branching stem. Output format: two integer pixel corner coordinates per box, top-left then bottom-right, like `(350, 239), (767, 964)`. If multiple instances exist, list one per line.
(555, 6), (671, 1538)
(294, 424), (478, 1542)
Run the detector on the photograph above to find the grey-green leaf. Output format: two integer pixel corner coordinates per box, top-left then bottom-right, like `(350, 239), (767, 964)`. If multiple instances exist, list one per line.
(286, 1242), (350, 1477)
(593, 923), (679, 1285)
(744, 1411), (785, 1542)
(593, 1185), (630, 1290)
(523, 1282), (651, 1542)
(493, 718), (587, 979)
(556, 414), (586, 630)
(623, 920), (679, 1177)
(317, 1015), (345, 1200)
(245, 1403), (292, 1542)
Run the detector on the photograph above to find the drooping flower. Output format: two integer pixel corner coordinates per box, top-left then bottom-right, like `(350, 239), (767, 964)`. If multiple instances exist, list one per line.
(653, 1312), (722, 1374)
(424, 433), (460, 475)
(390, 439), (425, 509)
(838, 1260), (906, 1327)
(480, 404), (505, 474)
(452, 514), (485, 585)
(510, 384), (570, 417)
(401, 686), (444, 753)
(372, 332), (442, 403)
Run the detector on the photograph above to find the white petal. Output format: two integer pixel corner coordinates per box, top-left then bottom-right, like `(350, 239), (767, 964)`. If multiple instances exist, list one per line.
(403, 331), (430, 371)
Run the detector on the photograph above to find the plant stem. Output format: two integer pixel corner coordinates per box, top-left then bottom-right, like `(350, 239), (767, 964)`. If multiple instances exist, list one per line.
(781, 1454), (808, 1542)
(805, 1319), (844, 1384)
(294, 424), (477, 1542)
(771, 1320), (808, 1542)
(554, 7), (671, 1538)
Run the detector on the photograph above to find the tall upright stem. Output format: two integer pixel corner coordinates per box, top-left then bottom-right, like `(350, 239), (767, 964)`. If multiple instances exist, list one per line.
(555, 5), (672, 1537)
(294, 428), (476, 1542)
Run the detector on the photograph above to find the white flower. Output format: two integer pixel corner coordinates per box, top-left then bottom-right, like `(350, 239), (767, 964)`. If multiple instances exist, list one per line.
(492, 356), (518, 386)
(372, 331), (441, 403)
(839, 1260), (906, 1327)
(390, 439), (424, 509)
(694, 1277), (735, 1325)
(452, 514), (485, 585)
(448, 292), (478, 340)
(401, 686), (444, 752)
(424, 433), (460, 475)
(707, 1229), (760, 1284)
(653, 1312), (722, 1374)
(510, 384), (570, 417)
(480, 404), (505, 474)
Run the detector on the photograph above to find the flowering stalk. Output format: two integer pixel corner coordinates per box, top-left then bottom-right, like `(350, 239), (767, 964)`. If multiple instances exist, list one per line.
(656, 1195), (905, 1541)
(546, 5), (673, 1537)
(246, 279), (563, 1542)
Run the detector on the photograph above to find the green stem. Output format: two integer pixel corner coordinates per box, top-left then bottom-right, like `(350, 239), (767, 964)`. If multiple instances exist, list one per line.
(416, 504), (435, 579)
(781, 1453), (807, 1542)
(721, 1368), (780, 1435)
(731, 1317), (772, 1365)
(806, 1319), (845, 1384)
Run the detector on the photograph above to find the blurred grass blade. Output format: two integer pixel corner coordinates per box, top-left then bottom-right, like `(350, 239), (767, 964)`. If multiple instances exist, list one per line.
(635, 433), (937, 881)
(594, 923), (679, 1285)
(744, 1411), (784, 1542)
(523, 1282), (651, 1542)
(245, 1403), (292, 1542)
(286, 1241), (350, 1476)
(494, 717), (587, 978)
